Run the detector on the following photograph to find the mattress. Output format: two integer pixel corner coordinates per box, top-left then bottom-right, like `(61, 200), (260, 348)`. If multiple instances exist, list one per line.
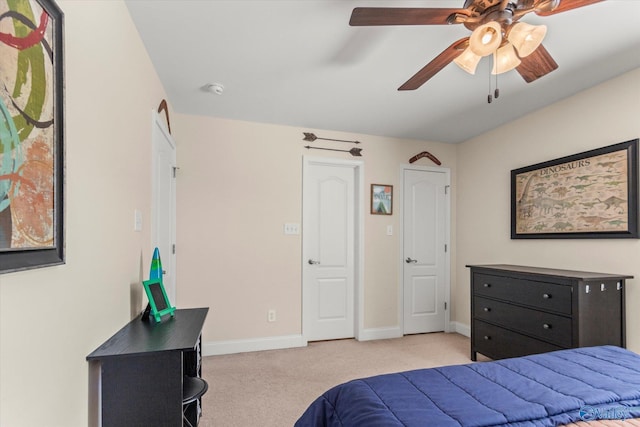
(295, 346), (640, 427)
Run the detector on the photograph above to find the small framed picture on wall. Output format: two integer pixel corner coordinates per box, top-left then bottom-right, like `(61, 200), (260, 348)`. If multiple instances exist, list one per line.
(371, 184), (393, 215)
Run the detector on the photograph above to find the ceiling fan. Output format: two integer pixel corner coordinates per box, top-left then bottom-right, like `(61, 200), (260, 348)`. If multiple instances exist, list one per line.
(349, 0), (604, 91)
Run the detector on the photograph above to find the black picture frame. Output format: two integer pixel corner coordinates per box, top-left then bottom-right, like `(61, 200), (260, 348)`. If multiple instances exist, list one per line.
(0, 0), (65, 273)
(511, 139), (639, 239)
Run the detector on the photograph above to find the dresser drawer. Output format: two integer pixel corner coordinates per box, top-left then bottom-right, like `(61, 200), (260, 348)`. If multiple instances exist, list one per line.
(473, 320), (563, 360)
(473, 273), (572, 315)
(474, 296), (572, 347)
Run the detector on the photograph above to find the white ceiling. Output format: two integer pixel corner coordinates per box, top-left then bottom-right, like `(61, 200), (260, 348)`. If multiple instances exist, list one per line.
(125, 0), (640, 144)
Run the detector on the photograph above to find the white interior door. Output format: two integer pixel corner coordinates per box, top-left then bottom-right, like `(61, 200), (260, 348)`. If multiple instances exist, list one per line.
(403, 167), (449, 334)
(303, 159), (357, 341)
(152, 112), (177, 305)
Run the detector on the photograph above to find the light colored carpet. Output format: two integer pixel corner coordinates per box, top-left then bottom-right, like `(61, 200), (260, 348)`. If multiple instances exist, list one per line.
(199, 332), (477, 426)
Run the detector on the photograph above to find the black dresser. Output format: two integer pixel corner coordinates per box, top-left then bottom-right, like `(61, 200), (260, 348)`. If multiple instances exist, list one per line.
(467, 265), (632, 361)
(87, 308), (208, 426)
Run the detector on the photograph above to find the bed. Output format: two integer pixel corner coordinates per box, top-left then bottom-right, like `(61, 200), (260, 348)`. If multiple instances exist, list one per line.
(295, 346), (640, 426)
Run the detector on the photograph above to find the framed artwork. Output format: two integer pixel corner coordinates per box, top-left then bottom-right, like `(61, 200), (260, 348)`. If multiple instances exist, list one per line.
(511, 139), (639, 239)
(0, 0), (64, 273)
(371, 184), (393, 215)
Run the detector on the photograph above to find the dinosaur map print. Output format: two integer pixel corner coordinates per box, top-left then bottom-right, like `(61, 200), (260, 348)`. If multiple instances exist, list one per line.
(515, 147), (630, 234)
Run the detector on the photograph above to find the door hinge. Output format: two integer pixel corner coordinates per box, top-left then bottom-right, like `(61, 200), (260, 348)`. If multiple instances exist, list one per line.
(444, 185), (450, 195)
(444, 301), (447, 310)
(444, 244), (448, 252)
(172, 244), (176, 254)
(172, 166), (179, 178)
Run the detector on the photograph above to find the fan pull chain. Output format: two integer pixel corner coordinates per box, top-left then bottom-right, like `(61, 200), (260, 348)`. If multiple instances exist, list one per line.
(488, 63), (493, 103)
(495, 66), (500, 100)
(488, 49), (501, 104)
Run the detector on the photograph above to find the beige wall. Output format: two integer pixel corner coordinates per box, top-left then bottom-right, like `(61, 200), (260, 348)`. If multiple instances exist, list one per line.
(455, 68), (640, 351)
(0, 2), (168, 426)
(172, 114), (457, 345)
(0, 1), (637, 425)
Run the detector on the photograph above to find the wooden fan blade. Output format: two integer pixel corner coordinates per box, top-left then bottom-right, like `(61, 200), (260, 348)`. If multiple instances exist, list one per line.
(516, 44), (559, 83)
(398, 38), (469, 91)
(537, 0), (604, 16)
(349, 7), (468, 26)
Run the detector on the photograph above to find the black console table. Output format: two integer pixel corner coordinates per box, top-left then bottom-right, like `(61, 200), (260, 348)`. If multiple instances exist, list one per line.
(87, 308), (208, 426)
(468, 265), (631, 361)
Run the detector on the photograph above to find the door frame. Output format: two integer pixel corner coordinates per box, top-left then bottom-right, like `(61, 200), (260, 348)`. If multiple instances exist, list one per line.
(302, 156), (365, 343)
(151, 110), (177, 303)
(399, 164), (451, 334)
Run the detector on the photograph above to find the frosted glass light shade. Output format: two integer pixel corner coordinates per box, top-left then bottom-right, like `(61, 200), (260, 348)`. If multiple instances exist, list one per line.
(469, 22), (502, 57)
(492, 43), (521, 74)
(508, 22), (547, 57)
(453, 47), (482, 74)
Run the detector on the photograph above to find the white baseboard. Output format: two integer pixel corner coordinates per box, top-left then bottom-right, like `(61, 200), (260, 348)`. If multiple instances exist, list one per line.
(359, 324), (470, 340)
(203, 324), (470, 356)
(202, 334), (307, 356)
(357, 326), (403, 341)
(203, 328), (404, 355)
(450, 321), (470, 337)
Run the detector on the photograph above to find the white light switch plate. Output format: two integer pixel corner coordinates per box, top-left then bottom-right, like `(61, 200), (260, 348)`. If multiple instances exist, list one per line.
(386, 225), (393, 236)
(134, 209), (143, 232)
(284, 223), (300, 235)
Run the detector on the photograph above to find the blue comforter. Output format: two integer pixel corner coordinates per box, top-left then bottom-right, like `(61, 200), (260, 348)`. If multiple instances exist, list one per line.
(295, 346), (640, 426)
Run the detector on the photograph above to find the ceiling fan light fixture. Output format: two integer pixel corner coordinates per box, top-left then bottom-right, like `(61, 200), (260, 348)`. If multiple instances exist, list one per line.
(508, 22), (547, 57)
(453, 47), (482, 74)
(469, 22), (502, 57)
(491, 42), (521, 75)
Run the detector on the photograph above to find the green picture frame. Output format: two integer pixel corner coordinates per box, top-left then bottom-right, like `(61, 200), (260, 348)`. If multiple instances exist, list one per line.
(142, 278), (175, 322)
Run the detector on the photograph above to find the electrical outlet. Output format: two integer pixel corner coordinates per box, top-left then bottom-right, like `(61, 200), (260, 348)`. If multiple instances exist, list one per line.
(268, 309), (276, 322)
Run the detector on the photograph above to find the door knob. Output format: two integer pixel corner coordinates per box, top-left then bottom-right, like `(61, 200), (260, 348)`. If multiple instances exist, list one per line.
(308, 259), (320, 265)
(405, 257), (418, 264)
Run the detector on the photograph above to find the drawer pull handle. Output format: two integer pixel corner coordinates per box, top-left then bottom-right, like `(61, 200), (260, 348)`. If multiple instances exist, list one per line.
(543, 324), (551, 329)
(483, 307), (491, 312)
(542, 293), (551, 299)
(483, 283), (491, 288)
(483, 335), (491, 340)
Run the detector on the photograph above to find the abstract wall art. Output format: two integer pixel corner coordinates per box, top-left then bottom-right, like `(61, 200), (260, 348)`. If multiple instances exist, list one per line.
(0, 0), (64, 273)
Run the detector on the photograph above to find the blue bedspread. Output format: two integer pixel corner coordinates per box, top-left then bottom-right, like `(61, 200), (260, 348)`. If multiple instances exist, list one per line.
(295, 346), (640, 426)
